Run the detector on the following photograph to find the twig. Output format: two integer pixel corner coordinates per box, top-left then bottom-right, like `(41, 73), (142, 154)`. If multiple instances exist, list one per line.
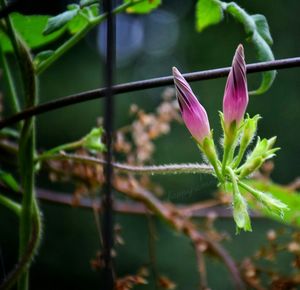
(194, 244), (208, 290)
(0, 182), (262, 218)
(92, 200), (103, 247)
(180, 199), (222, 215)
(114, 177), (246, 290)
(146, 213), (159, 290)
(0, 57), (300, 129)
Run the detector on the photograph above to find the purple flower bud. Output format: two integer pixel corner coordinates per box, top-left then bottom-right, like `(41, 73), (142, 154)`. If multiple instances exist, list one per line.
(223, 44), (248, 128)
(173, 67), (210, 144)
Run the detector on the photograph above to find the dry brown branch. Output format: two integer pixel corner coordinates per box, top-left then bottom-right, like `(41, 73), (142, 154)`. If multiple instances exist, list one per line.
(113, 176), (245, 290)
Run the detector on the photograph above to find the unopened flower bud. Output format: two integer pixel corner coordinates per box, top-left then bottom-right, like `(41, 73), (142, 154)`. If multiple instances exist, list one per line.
(173, 67), (210, 144)
(223, 44), (248, 132)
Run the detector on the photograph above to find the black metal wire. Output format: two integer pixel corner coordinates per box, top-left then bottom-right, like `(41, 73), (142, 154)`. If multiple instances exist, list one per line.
(101, 0), (115, 288)
(0, 57), (300, 130)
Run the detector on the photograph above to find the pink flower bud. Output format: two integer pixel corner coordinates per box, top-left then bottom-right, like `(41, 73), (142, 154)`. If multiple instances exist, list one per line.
(173, 67), (210, 144)
(223, 44), (248, 128)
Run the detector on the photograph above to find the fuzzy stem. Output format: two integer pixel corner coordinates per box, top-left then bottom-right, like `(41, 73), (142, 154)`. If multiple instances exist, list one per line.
(0, 200), (42, 290)
(35, 0), (146, 75)
(15, 36), (39, 290)
(0, 193), (21, 215)
(227, 167), (251, 232)
(0, 0), (24, 72)
(37, 139), (84, 162)
(39, 153), (214, 175)
(231, 143), (247, 169)
(0, 46), (21, 115)
(227, 167), (239, 196)
(222, 135), (234, 175)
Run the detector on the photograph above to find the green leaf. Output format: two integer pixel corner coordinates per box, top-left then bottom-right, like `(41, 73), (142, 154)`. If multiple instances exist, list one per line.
(80, 0), (98, 6)
(223, 2), (276, 95)
(33, 50), (54, 67)
(83, 3), (100, 18)
(0, 14), (65, 52)
(124, 0), (161, 14)
(252, 14), (273, 45)
(67, 13), (88, 34)
(243, 180), (300, 227)
(195, 0), (223, 32)
(43, 9), (79, 35)
(250, 31), (276, 95)
(68, 4), (80, 10)
(0, 169), (20, 192)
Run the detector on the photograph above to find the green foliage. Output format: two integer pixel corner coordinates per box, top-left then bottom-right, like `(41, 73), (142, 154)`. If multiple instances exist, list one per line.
(80, 0), (97, 5)
(252, 14), (273, 45)
(195, 0), (223, 32)
(67, 13), (88, 34)
(43, 7), (79, 35)
(33, 50), (54, 67)
(0, 14), (65, 52)
(43, 3), (100, 36)
(195, 0), (276, 95)
(124, 0), (161, 14)
(82, 127), (106, 153)
(67, 4), (100, 34)
(0, 169), (19, 192)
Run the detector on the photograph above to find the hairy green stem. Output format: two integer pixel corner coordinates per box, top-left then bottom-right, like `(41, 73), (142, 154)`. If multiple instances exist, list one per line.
(14, 34), (39, 290)
(0, 200), (42, 290)
(222, 143), (231, 175)
(39, 153), (214, 175)
(222, 132), (237, 175)
(0, 5), (39, 288)
(231, 143), (247, 169)
(226, 167), (239, 196)
(227, 167), (251, 232)
(37, 139), (84, 161)
(0, 193), (21, 216)
(0, 46), (21, 115)
(0, 0), (23, 67)
(35, 0), (146, 74)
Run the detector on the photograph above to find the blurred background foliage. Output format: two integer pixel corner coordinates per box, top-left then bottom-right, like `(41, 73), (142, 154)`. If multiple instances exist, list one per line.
(0, 0), (300, 289)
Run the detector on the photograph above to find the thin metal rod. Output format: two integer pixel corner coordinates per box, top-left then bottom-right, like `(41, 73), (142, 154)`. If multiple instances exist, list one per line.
(101, 0), (115, 288)
(0, 57), (300, 130)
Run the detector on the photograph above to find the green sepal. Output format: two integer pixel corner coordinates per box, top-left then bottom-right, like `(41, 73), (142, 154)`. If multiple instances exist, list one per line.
(240, 114), (261, 147)
(219, 112), (243, 173)
(248, 136), (279, 161)
(231, 114), (261, 169)
(238, 156), (263, 179)
(237, 136), (280, 178)
(226, 168), (252, 233)
(197, 132), (223, 181)
(233, 190), (252, 233)
(239, 181), (289, 219)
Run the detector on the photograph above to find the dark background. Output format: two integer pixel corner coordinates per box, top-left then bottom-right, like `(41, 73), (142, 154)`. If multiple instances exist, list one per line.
(1, 0), (300, 289)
